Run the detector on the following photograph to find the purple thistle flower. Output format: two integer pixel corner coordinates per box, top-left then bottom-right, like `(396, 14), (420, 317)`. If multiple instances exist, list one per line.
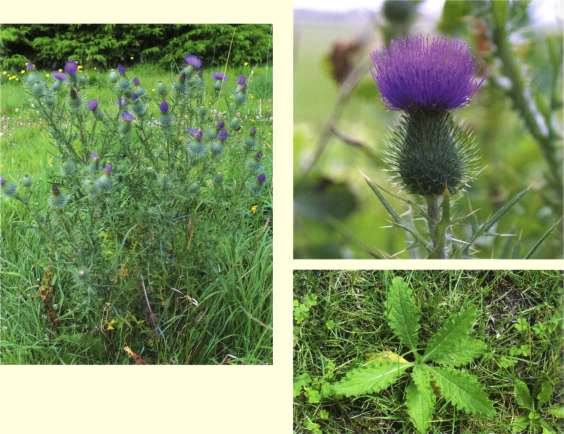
(90, 151), (99, 161)
(188, 127), (203, 141)
(256, 173), (266, 185)
(121, 111), (135, 122)
(26, 62), (34, 71)
(160, 100), (169, 114)
(255, 151), (263, 161)
(212, 71), (227, 81)
(117, 64), (127, 76)
(0, 176), (5, 187)
(117, 97), (127, 108)
(216, 120), (225, 130)
(64, 60), (78, 75)
(370, 35), (484, 111)
(184, 55), (202, 69)
(217, 128), (228, 143)
(133, 77), (141, 86)
(87, 99), (99, 111)
(250, 127), (257, 137)
(103, 163), (113, 175)
(131, 92), (140, 101)
(52, 71), (67, 81)
(236, 75), (247, 89)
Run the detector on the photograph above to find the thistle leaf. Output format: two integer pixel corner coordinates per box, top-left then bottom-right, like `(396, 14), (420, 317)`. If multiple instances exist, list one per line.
(514, 379), (533, 410)
(431, 337), (486, 367)
(546, 406), (564, 418)
(537, 381), (554, 406)
(429, 366), (495, 416)
(386, 277), (420, 353)
(422, 307), (478, 364)
(330, 357), (412, 398)
(511, 415), (529, 433)
(406, 365), (436, 433)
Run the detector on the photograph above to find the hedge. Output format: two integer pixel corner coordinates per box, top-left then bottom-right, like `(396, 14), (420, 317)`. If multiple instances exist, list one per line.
(0, 24), (272, 70)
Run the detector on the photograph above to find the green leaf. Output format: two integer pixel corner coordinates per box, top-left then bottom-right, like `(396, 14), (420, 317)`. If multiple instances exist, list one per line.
(511, 415), (529, 433)
(422, 307), (478, 364)
(524, 218), (562, 259)
(386, 277), (420, 353)
(330, 357), (412, 398)
(514, 379), (533, 410)
(546, 406), (564, 418)
(463, 186), (529, 255)
(539, 419), (557, 434)
(406, 365), (436, 433)
(429, 366), (495, 416)
(431, 337), (486, 367)
(537, 381), (554, 407)
(293, 372), (312, 398)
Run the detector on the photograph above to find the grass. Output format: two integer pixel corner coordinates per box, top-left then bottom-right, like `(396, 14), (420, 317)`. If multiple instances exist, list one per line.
(0, 64), (273, 364)
(293, 270), (563, 433)
(293, 20), (563, 259)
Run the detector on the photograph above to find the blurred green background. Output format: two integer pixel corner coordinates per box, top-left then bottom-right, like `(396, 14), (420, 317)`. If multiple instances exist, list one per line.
(293, 0), (563, 259)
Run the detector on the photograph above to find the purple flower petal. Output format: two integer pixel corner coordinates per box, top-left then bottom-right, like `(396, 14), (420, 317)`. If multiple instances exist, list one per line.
(121, 111), (135, 122)
(187, 127), (203, 141)
(133, 77), (141, 86)
(64, 60), (78, 75)
(256, 173), (266, 185)
(212, 71), (227, 81)
(236, 75), (247, 88)
(159, 100), (169, 114)
(217, 128), (228, 143)
(87, 99), (99, 111)
(370, 35), (485, 111)
(90, 151), (99, 161)
(103, 163), (113, 175)
(184, 55), (202, 69)
(52, 71), (67, 81)
(117, 64), (127, 76)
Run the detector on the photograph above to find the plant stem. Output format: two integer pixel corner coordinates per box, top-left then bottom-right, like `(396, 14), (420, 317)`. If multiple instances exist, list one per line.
(426, 195), (449, 259)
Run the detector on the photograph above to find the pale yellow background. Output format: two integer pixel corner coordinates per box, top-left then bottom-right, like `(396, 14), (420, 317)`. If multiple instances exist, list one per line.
(0, 1), (293, 433)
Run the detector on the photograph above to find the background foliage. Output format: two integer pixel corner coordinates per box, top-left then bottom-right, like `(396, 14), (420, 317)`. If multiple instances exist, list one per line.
(0, 24), (273, 70)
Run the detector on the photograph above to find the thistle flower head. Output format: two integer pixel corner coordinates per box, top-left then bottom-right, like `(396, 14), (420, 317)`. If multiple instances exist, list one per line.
(255, 151), (263, 161)
(188, 127), (203, 141)
(184, 55), (202, 69)
(256, 173), (266, 185)
(117, 64), (127, 76)
(64, 60), (78, 76)
(236, 74), (247, 90)
(212, 71), (227, 81)
(250, 127), (257, 137)
(133, 77), (141, 86)
(121, 111), (135, 122)
(26, 62), (35, 71)
(0, 176), (5, 187)
(52, 71), (67, 81)
(87, 99), (99, 111)
(160, 100), (169, 114)
(103, 163), (113, 175)
(90, 151), (99, 162)
(217, 128), (228, 143)
(370, 35), (484, 111)
(117, 97), (127, 108)
(216, 120), (225, 130)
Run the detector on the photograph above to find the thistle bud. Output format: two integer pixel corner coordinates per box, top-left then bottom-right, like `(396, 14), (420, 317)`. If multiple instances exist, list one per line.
(32, 82), (44, 97)
(157, 81), (169, 97)
(108, 69), (119, 83)
(211, 142), (223, 156)
(22, 175), (32, 188)
(234, 92), (246, 105)
(229, 117), (241, 131)
(49, 184), (68, 209)
(1, 177), (17, 197)
(188, 182), (200, 195)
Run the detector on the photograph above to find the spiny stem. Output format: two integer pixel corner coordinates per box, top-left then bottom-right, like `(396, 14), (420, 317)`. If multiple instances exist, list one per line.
(426, 193), (449, 259)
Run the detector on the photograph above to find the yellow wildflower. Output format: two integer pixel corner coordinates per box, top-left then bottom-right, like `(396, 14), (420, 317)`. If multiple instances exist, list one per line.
(250, 205), (257, 214)
(58, 68), (63, 72)
(244, 62), (249, 66)
(20, 70), (25, 74)
(106, 319), (117, 331)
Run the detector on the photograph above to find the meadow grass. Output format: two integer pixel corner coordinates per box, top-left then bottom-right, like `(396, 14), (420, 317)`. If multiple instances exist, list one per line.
(293, 270), (563, 433)
(0, 64), (273, 364)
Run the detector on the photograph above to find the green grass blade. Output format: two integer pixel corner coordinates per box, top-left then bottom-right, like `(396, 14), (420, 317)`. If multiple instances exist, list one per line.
(524, 217), (561, 259)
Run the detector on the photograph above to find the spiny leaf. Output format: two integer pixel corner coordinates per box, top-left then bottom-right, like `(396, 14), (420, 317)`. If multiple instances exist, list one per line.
(429, 366), (495, 417)
(386, 276), (420, 353)
(546, 405), (564, 418)
(422, 307), (478, 364)
(431, 337), (486, 367)
(537, 381), (554, 406)
(511, 415), (529, 433)
(406, 365), (436, 434)
(330, 357), (412, 398)
(514, 379), (533, 410)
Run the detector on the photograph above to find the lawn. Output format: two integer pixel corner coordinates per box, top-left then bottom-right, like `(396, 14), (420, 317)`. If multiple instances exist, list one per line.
(294, 270), (563, 433)
(0, 63), (273, 364)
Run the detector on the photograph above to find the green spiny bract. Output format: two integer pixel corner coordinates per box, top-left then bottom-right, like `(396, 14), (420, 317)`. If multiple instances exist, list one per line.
(386, 111), (479, 196)
(511, 378), (563, 433)
(326, 276), (494, 433)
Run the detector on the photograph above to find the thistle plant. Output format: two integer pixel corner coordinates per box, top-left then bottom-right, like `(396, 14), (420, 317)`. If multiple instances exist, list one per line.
(511, 378), (563, 433)
(362, 34), (560, 259)
(1, 56), (271, 362)
(325, 277), (494, 433)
